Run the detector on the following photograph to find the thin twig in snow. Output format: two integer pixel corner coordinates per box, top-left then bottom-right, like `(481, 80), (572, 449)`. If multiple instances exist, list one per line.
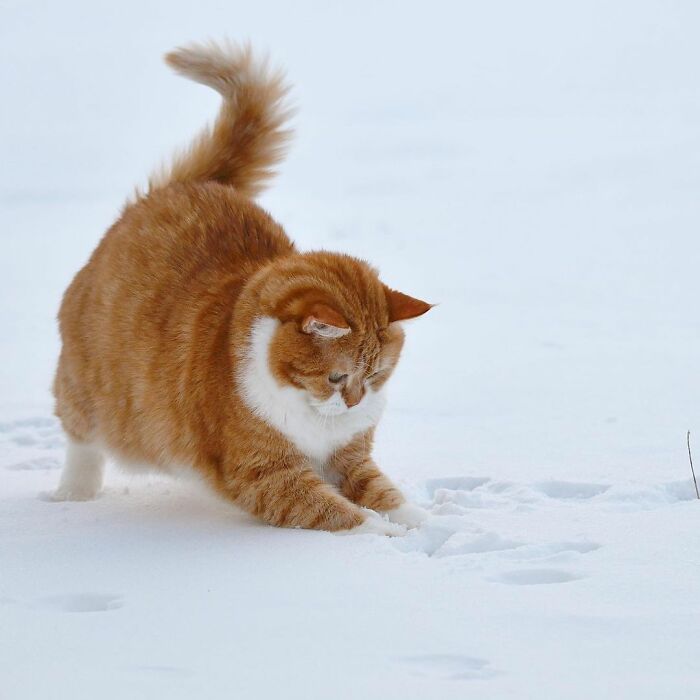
(687, 430), (699, 500)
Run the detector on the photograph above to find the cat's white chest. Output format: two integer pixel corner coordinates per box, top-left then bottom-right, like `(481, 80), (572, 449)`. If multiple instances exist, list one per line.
(237, 317), (385, 464)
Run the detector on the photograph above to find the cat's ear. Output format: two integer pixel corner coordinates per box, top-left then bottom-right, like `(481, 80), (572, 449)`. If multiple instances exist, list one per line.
(385, 287), (433, 322)
(302, 303), (351, 338)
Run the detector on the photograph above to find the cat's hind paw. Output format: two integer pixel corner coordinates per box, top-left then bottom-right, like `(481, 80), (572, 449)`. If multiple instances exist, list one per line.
(45, 485), (101, 502)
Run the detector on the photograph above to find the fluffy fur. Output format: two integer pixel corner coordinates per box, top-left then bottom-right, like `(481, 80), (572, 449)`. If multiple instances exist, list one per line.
(148, 41), (293, 198)
(239, 317), (387, 465)
(52, 40), (431, 534)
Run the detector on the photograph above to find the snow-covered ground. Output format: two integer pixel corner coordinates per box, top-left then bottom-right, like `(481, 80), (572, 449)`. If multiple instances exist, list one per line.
(2, 2), (700, 698)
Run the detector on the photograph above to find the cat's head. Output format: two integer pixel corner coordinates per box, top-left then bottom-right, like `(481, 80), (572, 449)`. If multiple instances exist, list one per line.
(252, 252), (431, 417)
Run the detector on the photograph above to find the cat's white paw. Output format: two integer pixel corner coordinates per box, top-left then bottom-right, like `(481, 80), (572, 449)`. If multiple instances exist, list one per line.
(337, 511), (407, 537)
(386, 502), (428, 529)
(47, 485), (100, 502)
(48, 440), (104, 502)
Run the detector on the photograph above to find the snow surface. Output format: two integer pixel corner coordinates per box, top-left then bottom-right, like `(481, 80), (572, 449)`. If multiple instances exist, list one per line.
(2, 1), (700, 698)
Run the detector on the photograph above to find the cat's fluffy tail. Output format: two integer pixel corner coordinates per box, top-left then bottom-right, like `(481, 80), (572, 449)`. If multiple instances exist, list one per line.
(148, 40), (293, 199)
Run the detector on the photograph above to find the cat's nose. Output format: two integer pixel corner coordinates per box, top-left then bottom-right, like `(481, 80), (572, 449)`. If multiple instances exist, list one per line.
(342, 383), (365, 408)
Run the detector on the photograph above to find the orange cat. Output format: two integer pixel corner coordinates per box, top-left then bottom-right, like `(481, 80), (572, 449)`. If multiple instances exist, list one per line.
(52, 41), (432, 535)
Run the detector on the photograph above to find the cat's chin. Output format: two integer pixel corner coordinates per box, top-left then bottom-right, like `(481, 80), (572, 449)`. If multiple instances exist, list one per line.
(307, 389), (352, 417)
(313, 404), (349, 417)
(309, 397), (349, 417)
(307, 386), (382, 418)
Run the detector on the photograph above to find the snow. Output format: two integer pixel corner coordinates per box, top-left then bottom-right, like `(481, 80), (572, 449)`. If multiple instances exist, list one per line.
(2, 1), (700, 698)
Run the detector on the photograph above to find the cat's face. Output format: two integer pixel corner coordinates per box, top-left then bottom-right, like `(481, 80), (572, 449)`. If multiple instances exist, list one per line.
(261, 253), (431, 417)
(268, 313), (406, 416)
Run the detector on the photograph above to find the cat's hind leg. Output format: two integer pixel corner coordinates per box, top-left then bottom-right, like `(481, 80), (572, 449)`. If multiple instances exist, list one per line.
(51, 438), (105, 501)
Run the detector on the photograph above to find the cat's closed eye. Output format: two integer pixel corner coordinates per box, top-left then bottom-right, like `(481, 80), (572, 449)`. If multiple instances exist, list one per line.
(328, 373), (348, 384)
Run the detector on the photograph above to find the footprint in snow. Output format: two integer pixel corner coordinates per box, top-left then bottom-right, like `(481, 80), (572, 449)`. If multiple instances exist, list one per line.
(5, 456), (61, 471)
(534, 480), (610, 500)
(428, 477), (542, 512)
(0, 416), (56, 431)
(0, 416), (64, 451)
(37, 593), (123, 613)
(489, 568), (584, 586)
(494, 540), (601, 564)
(429, 532), (600, 581)
(425, 475), (697, 515)
(431, 531), (524, 558)
(400, 654), (501, 681)
(425, 476), (491, 497)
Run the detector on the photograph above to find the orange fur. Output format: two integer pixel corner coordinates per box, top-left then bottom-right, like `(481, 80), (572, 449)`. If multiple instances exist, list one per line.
(148, 41), (293, 198)
(53, 41), (431, 532)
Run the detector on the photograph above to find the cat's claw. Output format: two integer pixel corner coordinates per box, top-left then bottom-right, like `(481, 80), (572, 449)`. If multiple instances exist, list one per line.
(337, 512), (407, 537)
(386, 502), (428, 529)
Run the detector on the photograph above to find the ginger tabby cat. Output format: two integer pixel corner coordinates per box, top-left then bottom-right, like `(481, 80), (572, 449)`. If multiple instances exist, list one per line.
(52, 40), (432, 535)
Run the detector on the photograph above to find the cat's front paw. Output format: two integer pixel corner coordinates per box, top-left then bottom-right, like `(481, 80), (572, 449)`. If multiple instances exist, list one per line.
(386, 502), (428, 529)
(336, 511), (407, 537)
